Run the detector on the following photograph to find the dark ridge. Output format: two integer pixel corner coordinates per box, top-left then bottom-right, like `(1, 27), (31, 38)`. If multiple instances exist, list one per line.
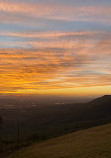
(90, 95), (111, 103)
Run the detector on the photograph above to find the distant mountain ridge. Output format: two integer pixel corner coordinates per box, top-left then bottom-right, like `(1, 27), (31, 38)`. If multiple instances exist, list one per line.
(87, 95), (111, 115)
(90, 95), (111, 103)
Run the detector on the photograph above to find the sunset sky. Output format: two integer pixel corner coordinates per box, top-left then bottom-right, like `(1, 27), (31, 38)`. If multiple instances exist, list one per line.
(0, 0), (111, 96)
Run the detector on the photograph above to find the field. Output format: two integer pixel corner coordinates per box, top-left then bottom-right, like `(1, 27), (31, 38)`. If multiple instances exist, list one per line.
(7, 123), (111, 158)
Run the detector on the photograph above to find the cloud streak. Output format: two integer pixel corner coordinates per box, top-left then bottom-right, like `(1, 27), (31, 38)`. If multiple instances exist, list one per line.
(0, 0), (111, 95)
(0, 31), (110, 49)
(0, 1), (111, 24)
(0, 31), (111, 94)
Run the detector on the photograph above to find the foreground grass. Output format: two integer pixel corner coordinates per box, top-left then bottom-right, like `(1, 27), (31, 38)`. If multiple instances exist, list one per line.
(8, 123), (111, 158)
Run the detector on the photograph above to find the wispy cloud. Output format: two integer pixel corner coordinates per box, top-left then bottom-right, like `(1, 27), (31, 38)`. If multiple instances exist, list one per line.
(0, 1), (111, 24)
(0, 31), (110, 48)
(0, 32), (111, 94)
(0, 0), (111, 95)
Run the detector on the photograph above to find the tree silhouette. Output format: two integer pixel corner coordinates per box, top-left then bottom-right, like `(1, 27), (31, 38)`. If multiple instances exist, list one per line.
(0, 115), (2, 126)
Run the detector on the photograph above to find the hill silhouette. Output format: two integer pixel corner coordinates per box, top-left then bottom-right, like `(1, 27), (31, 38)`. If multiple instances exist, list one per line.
(90, 95), (111, 105)
(84, 95), (111, 120)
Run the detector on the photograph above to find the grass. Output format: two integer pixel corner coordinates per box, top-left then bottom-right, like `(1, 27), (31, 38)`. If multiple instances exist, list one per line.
(7, 123), (111, 158)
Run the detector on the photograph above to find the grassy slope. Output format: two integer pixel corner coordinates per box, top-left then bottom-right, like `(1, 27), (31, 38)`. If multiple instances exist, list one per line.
(8, 123), (111, 158)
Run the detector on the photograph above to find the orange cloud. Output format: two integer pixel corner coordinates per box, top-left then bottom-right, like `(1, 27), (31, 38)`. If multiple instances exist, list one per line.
(0, 41), (111, 95)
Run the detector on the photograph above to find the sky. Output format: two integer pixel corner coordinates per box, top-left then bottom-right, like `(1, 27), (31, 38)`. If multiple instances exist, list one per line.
(0, 0), (111, 96)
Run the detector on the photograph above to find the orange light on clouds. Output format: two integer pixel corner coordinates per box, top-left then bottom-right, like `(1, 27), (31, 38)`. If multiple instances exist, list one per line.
(0, 35), (111, 96)
(0, 0), (111, 96)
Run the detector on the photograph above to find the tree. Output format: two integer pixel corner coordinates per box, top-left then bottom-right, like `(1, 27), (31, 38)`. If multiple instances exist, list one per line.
(0, 115), (2, 126)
